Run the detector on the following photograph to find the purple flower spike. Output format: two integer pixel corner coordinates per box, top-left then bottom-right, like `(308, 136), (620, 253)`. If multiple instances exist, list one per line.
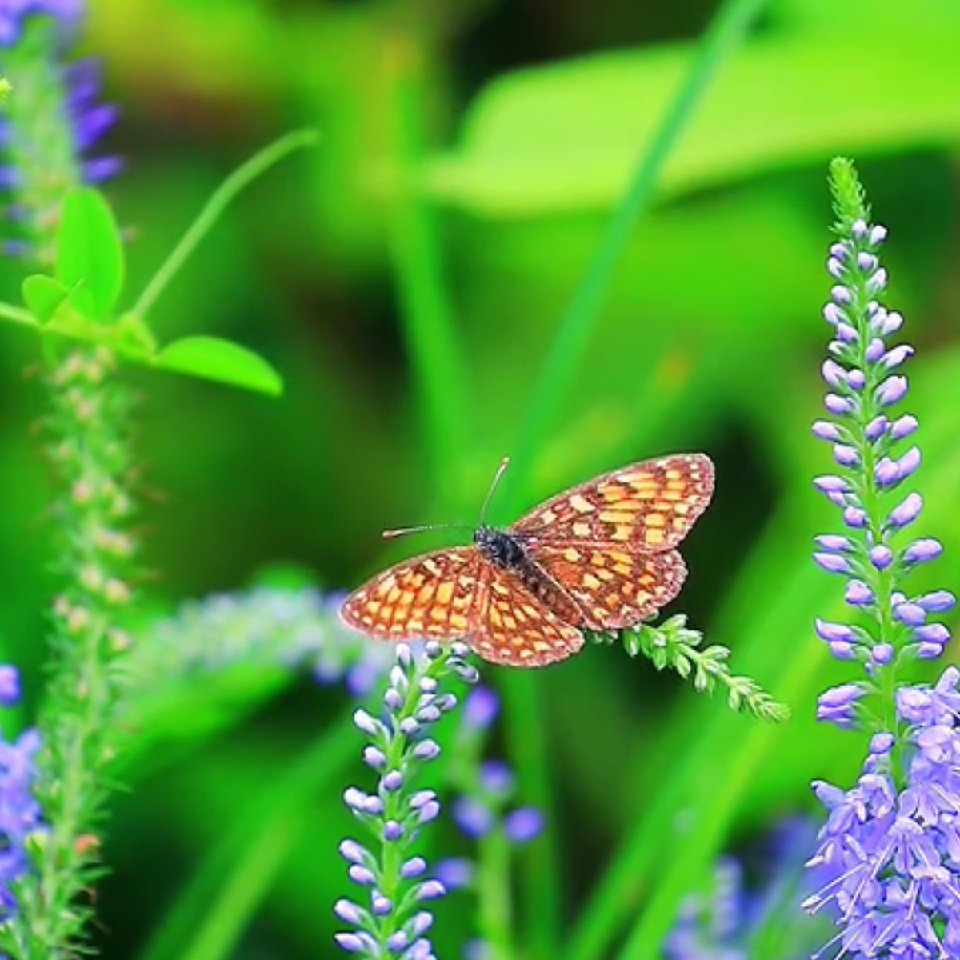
(887, 492), (922, 528)
(831, 284), (852, 304)
(876, 374), (909, 406)
(808, 171), (959, 960)
(336, 642), (478, 956)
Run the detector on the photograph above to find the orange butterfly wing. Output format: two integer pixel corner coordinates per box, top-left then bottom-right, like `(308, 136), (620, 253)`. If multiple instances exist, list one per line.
(340, 548), (485, 640)
(512, 453), (714, 553)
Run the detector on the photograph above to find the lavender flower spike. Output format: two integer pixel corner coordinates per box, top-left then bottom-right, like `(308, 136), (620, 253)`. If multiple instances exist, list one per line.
(335, 641), (478, 958)
(805, 159), (958, 960)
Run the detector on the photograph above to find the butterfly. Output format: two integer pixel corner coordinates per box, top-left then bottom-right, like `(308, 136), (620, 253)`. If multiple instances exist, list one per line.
(340, 453), (714, 667)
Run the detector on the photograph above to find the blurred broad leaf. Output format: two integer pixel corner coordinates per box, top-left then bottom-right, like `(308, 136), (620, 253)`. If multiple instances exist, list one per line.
(55, 188), (125, 318)
(425, 30), (960, 214)
(157, 336), (283, 396)
(21, 275), (69, 325)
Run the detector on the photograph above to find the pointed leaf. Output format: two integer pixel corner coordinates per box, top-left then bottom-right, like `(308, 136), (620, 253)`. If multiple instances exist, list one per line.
(157, 336), (283, 396)
(21, 275), (69, 325)
(55, 188), (125, 319)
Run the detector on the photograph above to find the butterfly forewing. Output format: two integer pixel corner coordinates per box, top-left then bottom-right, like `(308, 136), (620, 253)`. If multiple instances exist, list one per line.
(529, 544), (687, 630)
(512, 453), (714, 553)
(469, 565), (584, 667)
(340, 548), (485, 640)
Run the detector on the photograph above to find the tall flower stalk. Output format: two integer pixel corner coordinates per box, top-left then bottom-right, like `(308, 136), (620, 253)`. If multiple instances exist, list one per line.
(804, 159), (959, 958)
(0, 3), (135, 957)
(335, 641), (478, 959)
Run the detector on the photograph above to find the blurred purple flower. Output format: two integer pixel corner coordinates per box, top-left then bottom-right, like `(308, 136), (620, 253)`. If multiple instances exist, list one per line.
(0, 666), (42, 916)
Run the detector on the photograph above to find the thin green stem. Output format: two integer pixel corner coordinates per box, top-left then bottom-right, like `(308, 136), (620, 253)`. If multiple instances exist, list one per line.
(136, 723), (356, 960)
(476, 828), (514, 960)
(383, 37), (472, 493)
(130, 129), (317, 320)
(0, 300), (40, 327)
(500, 0), (769, 514)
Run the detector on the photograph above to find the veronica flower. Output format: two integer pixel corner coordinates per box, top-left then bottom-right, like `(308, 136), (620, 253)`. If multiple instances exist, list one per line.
(805, 159), (959, 958)
(335, 640), (478, 959)
(665, 821), (825, 960)
(136, 586), (395, 698)
(0, 667), (42, 919)
(0, 0), (119, 258)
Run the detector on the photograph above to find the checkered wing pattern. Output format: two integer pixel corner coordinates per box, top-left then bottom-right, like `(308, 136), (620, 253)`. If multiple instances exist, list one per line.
(512, 453), (714, 553)
(469, 565), (584, 668)
(340, 548), (483, 640)
(529, 543), (687, 630)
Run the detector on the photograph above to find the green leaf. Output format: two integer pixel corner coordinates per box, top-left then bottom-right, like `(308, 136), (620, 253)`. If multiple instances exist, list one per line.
(157, 336), (283, 396)
(425, 30), (960, 214)
(55, 188), (125, 319)
(22, 275), (70, 325)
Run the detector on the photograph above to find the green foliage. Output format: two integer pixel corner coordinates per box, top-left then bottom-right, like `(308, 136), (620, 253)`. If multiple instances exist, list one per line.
(157, 337), (283, 396)
(55, 188), (125, 320)
(607, 615), (790, 722)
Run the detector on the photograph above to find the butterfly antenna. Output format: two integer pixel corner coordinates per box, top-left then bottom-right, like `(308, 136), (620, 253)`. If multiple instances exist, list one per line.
(479, 456), (511, 525)
(382, 521), (471, 540)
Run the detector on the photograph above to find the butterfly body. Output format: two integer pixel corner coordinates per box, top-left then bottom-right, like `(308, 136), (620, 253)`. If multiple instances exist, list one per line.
(341, 453), (714, 668)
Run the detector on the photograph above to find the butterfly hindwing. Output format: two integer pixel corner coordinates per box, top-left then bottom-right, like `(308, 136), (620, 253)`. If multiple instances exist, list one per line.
(340, 548), (484, 640)
(512, 453), (714, 553)
(529, 544), (687, 630)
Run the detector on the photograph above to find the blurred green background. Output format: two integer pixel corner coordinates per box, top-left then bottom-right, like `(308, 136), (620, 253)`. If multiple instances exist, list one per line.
(3, 0), (960, 957)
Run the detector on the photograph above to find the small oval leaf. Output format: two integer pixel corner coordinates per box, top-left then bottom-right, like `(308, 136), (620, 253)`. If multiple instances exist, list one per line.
(22, 274), (69, 325)
(157, 336), (283, 396)
(56, 188), (125, 319)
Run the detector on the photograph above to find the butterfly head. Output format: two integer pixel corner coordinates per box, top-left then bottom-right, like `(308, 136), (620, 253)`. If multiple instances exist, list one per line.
(474, 524), (526, 570)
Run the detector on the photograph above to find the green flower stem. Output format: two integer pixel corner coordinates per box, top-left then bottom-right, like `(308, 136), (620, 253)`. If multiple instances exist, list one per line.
(476, 827), (515, 960)
(130, 129), (318, 321)
(0, 18), (139, 957)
